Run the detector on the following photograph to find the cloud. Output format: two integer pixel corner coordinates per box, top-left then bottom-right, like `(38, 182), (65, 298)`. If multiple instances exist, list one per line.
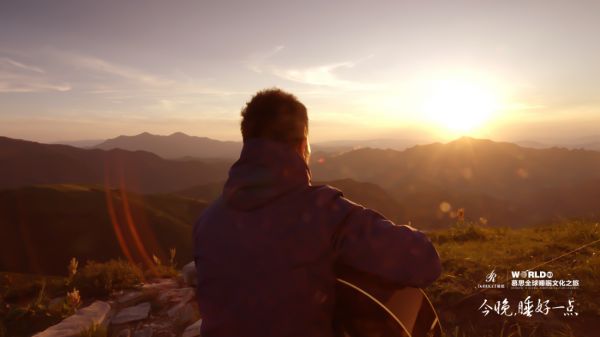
(0, 57), (45, 74)
(0, 81), (71, 93)
(42, 50), (249, 102)
(0, 48), (254, 123)
(245, 45), (285, 73)
(247, 46), (378, 91)
(0, 57), (71, 93)
(54, 52), (173, 87)
(271, 61), (378, 90)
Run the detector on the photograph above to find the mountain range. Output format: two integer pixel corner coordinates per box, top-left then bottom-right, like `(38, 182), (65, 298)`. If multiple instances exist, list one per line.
(90, 132), (417, 159)
(94, 132), (242, 159)
(312, 137), (600, 227)
(55, 132), (600, 159)
(2, 134), (600, 274)
(176, 178), (406, 225)
(0, 136), (231, 193)
(4, 135), (600, 228)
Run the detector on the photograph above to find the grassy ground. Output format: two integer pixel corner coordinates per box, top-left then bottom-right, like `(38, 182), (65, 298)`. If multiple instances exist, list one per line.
(0, 258), (178, 337)
(427, 221), (600, 337)
(2, 221), (598, 337)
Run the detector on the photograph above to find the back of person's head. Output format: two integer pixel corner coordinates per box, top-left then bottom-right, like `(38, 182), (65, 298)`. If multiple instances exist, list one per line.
(241, 88), (308, 145)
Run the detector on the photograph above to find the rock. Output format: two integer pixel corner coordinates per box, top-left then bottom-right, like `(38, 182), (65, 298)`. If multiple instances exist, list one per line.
(153, 332), (175, 337)
(33, 300), (111, 337)
(182, 262), (197, 287)
(142, 278), (178, 292)
(133, 326), (153, 337)
(111, 302), (151, 325)
(117, 328), (131, 337)
(181, 319), (202, 337)
(117, 291), (148, 306)
(167, 301), (199, 325)
(156, 287), (195, 306)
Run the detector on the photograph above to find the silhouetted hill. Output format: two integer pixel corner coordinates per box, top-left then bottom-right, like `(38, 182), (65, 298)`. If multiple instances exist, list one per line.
(0, 184), (208, 275)
(175, 181), (225, 201)
(311, 138), (418, 153)
(176, 178), (406, 224)
(576, 141), (600, 152)
(311, 137), (600, 227)
(52, 139), (105, 148)
(514, 136), (600, 152)
(567, 134), (600, 152)
(0, 136), (231, 193)
(94, 132), (242, 159)
(92, 132), (423, 158)
(314, 179), (405, 224)
(4, 135), (600, 230)
(515, 140), (549, 149)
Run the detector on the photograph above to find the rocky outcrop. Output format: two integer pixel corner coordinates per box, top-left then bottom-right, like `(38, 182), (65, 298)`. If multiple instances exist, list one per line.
(33, 265), (203, 337)
(33, 300), (112, 337)
(182, 319), (202, 337)
(109, 277), (201, 337)
(111, 302), (151, 324)
(181, 262), (197, 287)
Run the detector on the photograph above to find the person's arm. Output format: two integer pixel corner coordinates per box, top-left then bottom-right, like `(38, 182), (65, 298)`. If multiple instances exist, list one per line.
(331, 197), (441, 288)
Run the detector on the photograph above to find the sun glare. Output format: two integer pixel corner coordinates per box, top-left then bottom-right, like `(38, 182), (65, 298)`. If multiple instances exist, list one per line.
(421, 78), (500, 135)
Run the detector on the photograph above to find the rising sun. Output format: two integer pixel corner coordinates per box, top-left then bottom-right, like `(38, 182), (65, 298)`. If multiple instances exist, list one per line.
(421, 78), (500, 134)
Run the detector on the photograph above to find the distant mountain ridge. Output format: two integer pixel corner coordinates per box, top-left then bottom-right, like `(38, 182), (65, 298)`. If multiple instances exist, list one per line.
(92, 132), (422, 159)
(94, 132), (242, 159)
(517, 134), (600, 151)
(66, 131), (600, 161)
(311, 137), (600, 227)
(313, 136), (600, 198)
(2, 135), (600, 229)
(0, 136), (231, 193)
(52, 139), (105, 148)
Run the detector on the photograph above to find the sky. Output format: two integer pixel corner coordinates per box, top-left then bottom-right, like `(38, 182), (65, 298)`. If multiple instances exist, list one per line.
(1, 0), (599, 143)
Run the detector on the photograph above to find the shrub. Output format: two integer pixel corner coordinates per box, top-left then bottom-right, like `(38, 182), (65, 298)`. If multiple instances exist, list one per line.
(449, 224), (489, 242)
(144, 249), (179, 279)
(72, 260), (143, 297)
(431, 223), (490, 244)
(144, 264), (178, 279)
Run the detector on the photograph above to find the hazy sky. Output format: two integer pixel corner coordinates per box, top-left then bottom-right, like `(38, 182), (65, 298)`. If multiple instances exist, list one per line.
(1, 0), (599, 143)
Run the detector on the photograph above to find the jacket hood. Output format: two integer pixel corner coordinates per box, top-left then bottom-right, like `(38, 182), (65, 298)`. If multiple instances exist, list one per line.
(223, 138), (312, 211)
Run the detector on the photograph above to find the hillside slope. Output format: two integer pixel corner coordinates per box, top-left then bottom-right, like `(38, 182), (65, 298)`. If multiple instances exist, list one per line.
(0, 185), (207, 275)
(176, 178), (407, 224)
(429, 221), (600, 336)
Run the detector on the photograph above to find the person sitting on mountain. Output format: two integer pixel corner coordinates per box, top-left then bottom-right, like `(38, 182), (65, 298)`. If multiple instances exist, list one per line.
(192, 88), (441, 337)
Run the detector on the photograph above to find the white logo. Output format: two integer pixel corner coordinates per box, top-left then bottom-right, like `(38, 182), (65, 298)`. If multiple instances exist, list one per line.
(511, 270), (554, 279)
(478, 269), (504, 289)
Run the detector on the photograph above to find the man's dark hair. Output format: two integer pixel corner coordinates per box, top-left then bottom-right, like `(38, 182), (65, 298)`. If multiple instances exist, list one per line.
(241, 88), (308, 144)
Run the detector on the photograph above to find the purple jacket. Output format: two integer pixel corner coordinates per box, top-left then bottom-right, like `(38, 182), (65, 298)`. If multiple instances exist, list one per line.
(193, 138), (441, 337)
